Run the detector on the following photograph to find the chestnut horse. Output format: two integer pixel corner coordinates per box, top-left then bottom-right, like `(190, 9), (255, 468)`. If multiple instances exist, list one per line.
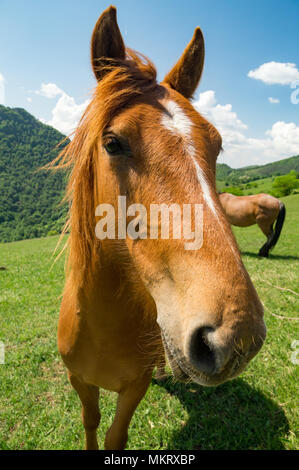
(219, 192), (286, 257)
(55, 6), (266, 450)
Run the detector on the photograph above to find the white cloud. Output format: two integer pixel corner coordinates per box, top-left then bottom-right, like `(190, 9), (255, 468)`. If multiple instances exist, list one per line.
(48, 92), (90, 135)
(248, 62), (299, 85)
(195, 90), (247, 130)
(36, 82), (64, 99)
(268, 97), (280, 104)
(194, 91), (248, 150)
(193, 90), (299, 167)
(36, 82), (90, 135)
(27, 97), (32, 103)
(0, 73), (5, 105)
(265, 121), (299, 154)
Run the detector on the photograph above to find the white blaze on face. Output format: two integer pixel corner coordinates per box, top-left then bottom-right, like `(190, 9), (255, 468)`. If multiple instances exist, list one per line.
(161, 100), (217, 217)
(161, 100), (244, 270)
(161, 100), (194, 140)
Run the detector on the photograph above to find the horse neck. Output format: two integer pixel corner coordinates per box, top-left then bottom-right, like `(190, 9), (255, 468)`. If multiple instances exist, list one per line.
(77, 241), (157, 328)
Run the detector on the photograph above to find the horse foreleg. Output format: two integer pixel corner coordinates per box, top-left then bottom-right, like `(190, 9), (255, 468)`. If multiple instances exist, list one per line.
(104, 372), (153, 450)
(68, 373), (101, 450)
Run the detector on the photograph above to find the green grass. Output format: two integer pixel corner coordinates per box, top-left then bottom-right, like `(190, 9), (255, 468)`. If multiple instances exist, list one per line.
(217, 176), (275, 195)
(241, 177), (274, 195)
(0, 195), (298, 450)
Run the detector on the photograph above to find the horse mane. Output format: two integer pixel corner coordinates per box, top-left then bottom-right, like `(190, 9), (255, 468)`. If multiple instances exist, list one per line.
(49, 49), (158, 291)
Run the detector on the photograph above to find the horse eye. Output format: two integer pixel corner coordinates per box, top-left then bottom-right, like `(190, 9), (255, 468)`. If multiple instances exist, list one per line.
(104, 137), (123, 155)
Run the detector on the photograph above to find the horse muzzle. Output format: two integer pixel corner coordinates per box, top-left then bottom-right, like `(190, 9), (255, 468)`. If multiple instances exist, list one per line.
(161, 318), (266, 386)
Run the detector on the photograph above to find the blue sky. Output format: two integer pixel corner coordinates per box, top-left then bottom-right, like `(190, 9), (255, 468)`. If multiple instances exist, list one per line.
(0, 0), (298, 167)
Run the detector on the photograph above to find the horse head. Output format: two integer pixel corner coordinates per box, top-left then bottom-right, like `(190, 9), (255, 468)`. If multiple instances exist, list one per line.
(65, 6), (266, 387)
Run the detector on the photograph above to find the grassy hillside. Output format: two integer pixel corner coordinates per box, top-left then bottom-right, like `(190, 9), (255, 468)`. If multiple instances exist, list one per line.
(239, 155), (299, 178)
(217, 176), (274, 195)
(0, 194), (298, 450)
(0, 105), (68, 242)
(216, 155), (299, 186)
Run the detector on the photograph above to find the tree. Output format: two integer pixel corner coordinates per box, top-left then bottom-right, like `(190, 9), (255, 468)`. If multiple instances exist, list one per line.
(272, 170), (299, 197)
(222, 186), (244, 196)
(0, 105), (69, 242)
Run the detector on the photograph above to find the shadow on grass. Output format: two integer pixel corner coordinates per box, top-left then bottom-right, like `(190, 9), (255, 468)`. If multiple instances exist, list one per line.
(153, 377), (289, 450)
(241, 251), (299, 261)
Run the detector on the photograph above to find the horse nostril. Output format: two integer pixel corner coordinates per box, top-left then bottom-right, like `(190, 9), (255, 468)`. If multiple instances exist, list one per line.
(188, 327), (217, 375)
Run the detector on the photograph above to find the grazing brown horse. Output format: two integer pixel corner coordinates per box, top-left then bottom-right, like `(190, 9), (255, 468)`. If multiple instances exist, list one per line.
(219, 192), (286, 257)
(55, 6), (266, 450)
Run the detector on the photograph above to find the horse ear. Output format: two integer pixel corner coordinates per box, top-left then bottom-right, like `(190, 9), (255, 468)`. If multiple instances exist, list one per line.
(91, 6), (126, 81)
(163, 28), (205, 99)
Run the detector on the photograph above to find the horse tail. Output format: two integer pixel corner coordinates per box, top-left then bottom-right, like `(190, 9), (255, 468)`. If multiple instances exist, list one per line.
(268, 201), (286, 250)
(259, 201), (286, 257)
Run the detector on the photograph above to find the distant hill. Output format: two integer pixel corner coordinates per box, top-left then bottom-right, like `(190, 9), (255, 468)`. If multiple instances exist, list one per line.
(216, 155), (299, 185)
(216, 163), (234, 181)
(0, 105), (68, 242)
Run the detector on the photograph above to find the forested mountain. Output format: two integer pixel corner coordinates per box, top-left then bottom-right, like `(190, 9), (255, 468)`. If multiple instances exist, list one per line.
(217, 155), (299, 185)
(0, 105), (68, 242)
